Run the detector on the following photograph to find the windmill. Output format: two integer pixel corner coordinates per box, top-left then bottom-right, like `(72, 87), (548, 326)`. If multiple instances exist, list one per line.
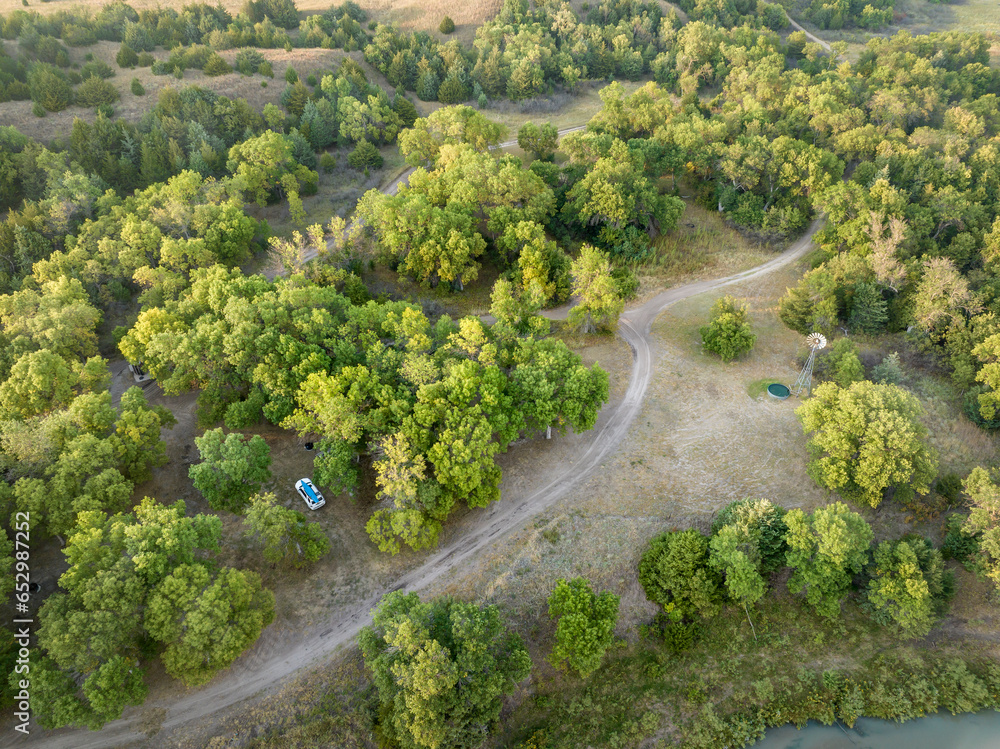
(791, 332), (826, 396)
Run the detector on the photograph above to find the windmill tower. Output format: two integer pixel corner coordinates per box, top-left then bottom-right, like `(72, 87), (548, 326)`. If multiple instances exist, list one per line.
(791, 333), (827, 396)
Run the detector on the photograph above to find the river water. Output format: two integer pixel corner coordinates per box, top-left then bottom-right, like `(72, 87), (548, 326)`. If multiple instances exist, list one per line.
(752, 710), (1000, 748)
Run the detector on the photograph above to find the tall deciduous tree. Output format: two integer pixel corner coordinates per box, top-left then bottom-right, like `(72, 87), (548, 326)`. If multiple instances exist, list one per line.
(359, 591), (531, 749)
(796, 381), (938, 508)
(865, 536), (950, 638)
(189, 428), (272, 513)
(145, 564), (275, 686)
(568, 245), (623, 334)
(547, 577), (620, 678)
(962, 467), (1000, 594)
(638, 529), (722, 621)
(785, 502), (873, 619)
(518, 121), (558, 160)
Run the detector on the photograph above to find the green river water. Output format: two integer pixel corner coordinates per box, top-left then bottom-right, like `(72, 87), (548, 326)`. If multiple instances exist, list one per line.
(752, 710), (1000, 748)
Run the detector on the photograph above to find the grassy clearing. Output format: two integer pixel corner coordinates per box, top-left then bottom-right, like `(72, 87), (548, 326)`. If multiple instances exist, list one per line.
(894, 0), (1000, 41)
(0, 38), (383, 143)
(632, 194), (779, 300)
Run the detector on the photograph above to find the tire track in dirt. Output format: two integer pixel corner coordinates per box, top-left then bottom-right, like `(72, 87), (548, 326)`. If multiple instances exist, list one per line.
(26, 215), (822, 749)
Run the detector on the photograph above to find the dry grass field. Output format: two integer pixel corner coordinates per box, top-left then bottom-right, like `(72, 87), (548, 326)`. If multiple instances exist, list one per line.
(0, 38), (394, 142)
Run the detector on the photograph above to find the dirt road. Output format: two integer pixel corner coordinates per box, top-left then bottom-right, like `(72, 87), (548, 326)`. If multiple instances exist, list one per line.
(25, 214), (823, 749)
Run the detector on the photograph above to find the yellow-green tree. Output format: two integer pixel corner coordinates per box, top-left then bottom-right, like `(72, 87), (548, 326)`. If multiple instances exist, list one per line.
(359, 591), (531, 749)
(796, 381), (937, 507)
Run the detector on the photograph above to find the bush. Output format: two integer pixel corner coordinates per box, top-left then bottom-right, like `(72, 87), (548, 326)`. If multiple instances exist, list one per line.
(611, 265), (638, 300)
(319, 152), (336, 171)
(137, 52), (154, 67)
(116, 43), (138, 68)
(80, 60), (115, 79)
(439, 16), (455, 33)
(76, 75), (120, 107)
(348, 139), (382, 169)
(32, 101), (45, 117)
(259, 61), (273, 78)
(203, 53), (232, 76)
(700, 296), (756, 362)
(306, 73), (316, 86)
(130, 77), (144, 95)
(235, 48), (265, 75)
(284, 65), (297, 83)
(28, 64), (73, 112)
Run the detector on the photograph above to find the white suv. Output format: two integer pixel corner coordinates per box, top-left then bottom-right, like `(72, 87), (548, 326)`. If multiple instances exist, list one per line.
(295, 478), (326, 510)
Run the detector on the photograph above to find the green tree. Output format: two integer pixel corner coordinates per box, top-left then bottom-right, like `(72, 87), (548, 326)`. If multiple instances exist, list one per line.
(359, 591), (531, 749)
(0, 350), (78, 420)
(848, 281), (888, 334)
(825, 339), (865, 388)
(700, 296), (756, 362)
(962, 467), (1000, 594)
(711, 498), (788, 576)
(568, 245), (623, 333)
(866, 536), (950, 638)
(347, 139), (383, 170)
(145, 564), (275, 686)
(75, 76), (119, 108)
(796, 381), (938, 507)
(116, 43), (138, 68)
(785, 502), (873, 619)
(547, 577), (620, 678)
(243, 492), (331, 568)
(34, 499), (221, 728)
(188, 428), (272, 513)
(439, 16), (456, 34)
(436, 76), (469, 105)
(565, 139), (684, 237)
(28, 64), (74, 112)
(638, 529), (722, 621)
(517, 121), (558, 161)
(110, 386), (176, 483)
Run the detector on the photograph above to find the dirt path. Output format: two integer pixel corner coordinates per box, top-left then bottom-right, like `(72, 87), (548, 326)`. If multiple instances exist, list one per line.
(787, 17), (832, 51)
(26, 213), (823, 749)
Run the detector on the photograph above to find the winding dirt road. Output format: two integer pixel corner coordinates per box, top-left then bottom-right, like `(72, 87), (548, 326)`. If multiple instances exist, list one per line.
(27, 214), (823, 749)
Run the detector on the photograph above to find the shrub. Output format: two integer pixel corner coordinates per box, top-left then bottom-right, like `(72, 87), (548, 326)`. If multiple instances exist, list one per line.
(130, 77), (144, 95)
(348, 139), (382, 169)
(62, 24), (98, 47)
(235, 48), (265, 75)
(116, 43), (138, 68)
(439, 16), (455, 34)
(305, 73), (316, 86)
(258, 61), (273, 78)
(28, 64), (73, 111)
(319, 152), (336, 171)
(284, 65), (297, 83)
(203, 53), (232, 76)
(701, 296), (756, 362)
(32, 101), (45, 117)
(80, 60), (115, 79)
(137, 52), (154, 67)
(76, 75), (120, 107)
(611, 265), (638, 300)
